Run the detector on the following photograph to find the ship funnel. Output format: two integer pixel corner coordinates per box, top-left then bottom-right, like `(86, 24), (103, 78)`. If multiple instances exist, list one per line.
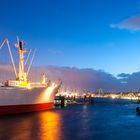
(19, 41), (23, 50)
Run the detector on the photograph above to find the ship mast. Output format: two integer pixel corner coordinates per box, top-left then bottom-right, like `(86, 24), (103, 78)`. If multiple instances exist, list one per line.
(15, 40), (27, 82)
(0, 37), (36, 86)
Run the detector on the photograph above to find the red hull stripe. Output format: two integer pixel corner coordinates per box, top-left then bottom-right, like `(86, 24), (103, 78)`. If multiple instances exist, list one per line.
(0, 102), (54, 115)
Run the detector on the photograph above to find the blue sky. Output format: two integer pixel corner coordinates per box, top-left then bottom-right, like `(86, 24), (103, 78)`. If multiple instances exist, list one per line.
(1, 0), (140, 75)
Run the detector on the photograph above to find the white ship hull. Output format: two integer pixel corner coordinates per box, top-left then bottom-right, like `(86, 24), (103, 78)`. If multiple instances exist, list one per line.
(0, 85), (59, 115)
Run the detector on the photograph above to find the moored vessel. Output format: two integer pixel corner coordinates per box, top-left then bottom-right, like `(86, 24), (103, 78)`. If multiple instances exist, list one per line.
(0, 38), (61, 115)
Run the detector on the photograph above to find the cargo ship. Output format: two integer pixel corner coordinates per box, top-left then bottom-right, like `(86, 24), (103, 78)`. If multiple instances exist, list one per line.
(0, 38), (61, 115)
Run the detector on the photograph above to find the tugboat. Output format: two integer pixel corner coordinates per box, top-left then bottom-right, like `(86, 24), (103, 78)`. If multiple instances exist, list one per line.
(0, 38), (61, 115)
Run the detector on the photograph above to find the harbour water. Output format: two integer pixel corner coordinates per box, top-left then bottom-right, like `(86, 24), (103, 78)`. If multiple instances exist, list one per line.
(0, 98), (140, 140)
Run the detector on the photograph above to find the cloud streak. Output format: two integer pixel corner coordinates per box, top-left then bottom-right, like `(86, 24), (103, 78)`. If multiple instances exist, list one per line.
(110, 14), (140, 31)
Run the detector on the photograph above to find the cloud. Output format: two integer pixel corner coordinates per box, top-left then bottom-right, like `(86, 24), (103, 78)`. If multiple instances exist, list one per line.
(28, 67), (140, 92)
(117, 73), (130, 78)
(0, 64), (15, 81)
(42, 67), (121, 92)
(118, 72), (140, 91)
(0, 65), (121, 92)
(2, 65), (140, 92)
(110, 14), (140, 31)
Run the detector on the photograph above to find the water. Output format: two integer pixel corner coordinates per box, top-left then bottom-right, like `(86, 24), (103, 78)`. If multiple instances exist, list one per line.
(0, 98), (140, 140)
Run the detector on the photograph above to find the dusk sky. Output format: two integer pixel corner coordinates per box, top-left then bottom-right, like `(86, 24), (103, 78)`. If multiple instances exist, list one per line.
(1, 0), (140, 75)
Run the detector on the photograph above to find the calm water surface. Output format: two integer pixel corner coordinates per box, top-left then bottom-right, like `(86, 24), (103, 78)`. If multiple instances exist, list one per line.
(0, 98), (140, 140)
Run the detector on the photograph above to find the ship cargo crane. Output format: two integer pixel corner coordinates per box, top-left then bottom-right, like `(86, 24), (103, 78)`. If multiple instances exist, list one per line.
(0, 37), (36, 82)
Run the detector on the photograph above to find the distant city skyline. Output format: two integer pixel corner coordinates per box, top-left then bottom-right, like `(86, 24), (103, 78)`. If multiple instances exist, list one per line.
(0, 0), (140, 75)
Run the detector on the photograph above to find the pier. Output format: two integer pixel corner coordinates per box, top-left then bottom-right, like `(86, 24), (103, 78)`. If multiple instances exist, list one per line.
(54, 93), (95, 107)
(54, 90), (140, 107)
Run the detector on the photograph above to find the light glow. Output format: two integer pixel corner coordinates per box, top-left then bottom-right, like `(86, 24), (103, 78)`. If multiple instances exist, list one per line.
(43, 85), (56, 101)
(111, 95), (116, 99)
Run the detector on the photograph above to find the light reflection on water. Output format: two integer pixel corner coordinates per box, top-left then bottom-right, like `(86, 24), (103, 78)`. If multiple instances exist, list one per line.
(0, 111), (62, 140)
(0, 99), (140, 140)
